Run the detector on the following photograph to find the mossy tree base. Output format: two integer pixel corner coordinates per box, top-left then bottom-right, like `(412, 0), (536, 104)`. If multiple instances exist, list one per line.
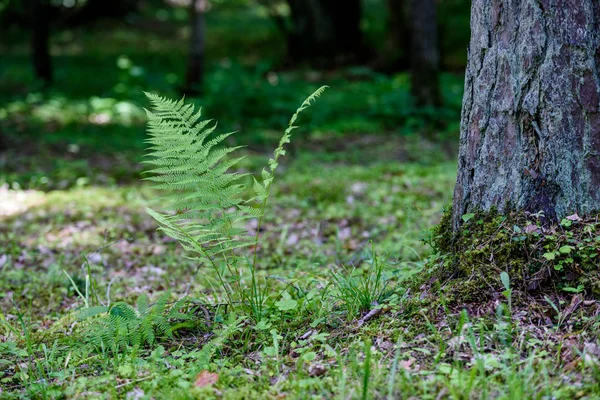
(421, 209), (600, 305)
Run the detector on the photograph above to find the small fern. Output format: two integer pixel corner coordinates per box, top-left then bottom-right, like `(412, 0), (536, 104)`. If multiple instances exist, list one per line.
(143, 87), (327, 320)
(190, 314), (243, 372)
(79, 292), (190, 354)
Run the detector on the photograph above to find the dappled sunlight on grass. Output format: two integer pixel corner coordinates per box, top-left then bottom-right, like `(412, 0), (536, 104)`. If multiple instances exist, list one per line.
(1, 94), (146, 127)
(0, 186), (46, 218)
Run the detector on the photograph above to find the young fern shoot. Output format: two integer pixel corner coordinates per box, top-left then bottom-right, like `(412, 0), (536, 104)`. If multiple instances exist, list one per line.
(250, 85), (328, 267)
(143, 87), (327, 317)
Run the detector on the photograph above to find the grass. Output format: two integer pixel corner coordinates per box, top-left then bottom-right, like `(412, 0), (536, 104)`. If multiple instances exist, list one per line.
(0, 146), (457, 397)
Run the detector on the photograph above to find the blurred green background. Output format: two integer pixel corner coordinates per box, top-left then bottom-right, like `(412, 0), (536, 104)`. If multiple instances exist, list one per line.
(0, 0), (470, 190)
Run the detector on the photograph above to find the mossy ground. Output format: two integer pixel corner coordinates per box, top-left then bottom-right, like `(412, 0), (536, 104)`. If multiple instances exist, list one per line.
(417, 208), (600, 320)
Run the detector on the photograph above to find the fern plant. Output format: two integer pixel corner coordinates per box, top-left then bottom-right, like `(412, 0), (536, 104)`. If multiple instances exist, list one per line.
(189, 314), (243, 373)
(78, 292), (190, 355)
(143, 87), (327, 320)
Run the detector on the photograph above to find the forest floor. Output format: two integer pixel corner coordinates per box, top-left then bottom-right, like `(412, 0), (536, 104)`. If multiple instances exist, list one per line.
(2, 3), (600, 398)
(2, 136), (600, 398)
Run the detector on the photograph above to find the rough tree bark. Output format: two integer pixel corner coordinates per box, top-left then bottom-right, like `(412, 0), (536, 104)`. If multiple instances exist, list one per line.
(31, 0), (52, 85)
(409, 0), (441, 107)
(183, 0), (206, 95)
(452, 0), (600, 229)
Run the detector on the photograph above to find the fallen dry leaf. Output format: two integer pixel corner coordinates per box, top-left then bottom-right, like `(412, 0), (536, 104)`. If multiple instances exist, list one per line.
(562, 294), (583, 321)
(195, 371), (219, 388)
(566, 213), (582, 221)
(564, 359), (580, 372)
(525, 224), (540, 234)
(399, 357), (416, 371)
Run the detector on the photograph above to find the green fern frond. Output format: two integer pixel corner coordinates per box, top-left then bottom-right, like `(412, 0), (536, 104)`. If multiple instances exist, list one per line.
(79, 292), (196, 354)
(144, 93), (253, 275)
(144, 87), (327, 315)
(109, 302), (139, 320)
(192, 314), (243, 372)
(250, 86), (328, 268)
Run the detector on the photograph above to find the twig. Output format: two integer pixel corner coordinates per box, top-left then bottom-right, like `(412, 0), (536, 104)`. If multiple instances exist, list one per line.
(115, 375), (153, 389)
(357, 306), (389, 327)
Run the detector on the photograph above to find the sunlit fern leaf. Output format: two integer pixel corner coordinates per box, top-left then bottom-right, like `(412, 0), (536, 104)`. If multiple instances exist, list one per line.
(143, 93), (254, 264)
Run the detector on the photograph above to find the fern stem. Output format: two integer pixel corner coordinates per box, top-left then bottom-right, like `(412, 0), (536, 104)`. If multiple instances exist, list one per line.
(251, 86), (327, 271)
(168, 219), (236, 307)
(217, 199), (243, 298)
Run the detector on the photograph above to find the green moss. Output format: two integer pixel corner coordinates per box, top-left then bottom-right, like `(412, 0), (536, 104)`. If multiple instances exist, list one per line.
(418, 208), (600, 305)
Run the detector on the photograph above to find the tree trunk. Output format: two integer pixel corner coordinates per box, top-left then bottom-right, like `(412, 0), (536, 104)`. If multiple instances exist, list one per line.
(32, 0), (52, 85)
(326, 0), (365, 60)
(385, 0), (410, 71)
(183, 0), (205, 95)
(409, 0), (440, 107)
(285, 0), (324, 63)
(64, 0), (138, 26)
(452, 0), (600, 229)
(285, 0), (369, 66)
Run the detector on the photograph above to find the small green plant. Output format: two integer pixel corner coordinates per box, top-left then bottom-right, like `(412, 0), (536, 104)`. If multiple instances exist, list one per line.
(496, 272), (515, 346)
(329, 244), (391, 320)
(262, 328), (283, 374)
(190, 314), (244, 373)
(362, 337), (372, 400)
(544, 296), (567, 331)
(500, 271), (512, 314)
(63, 256), (95, 309)
(143, 87), (326, 321)
(78, 292), (190, 355)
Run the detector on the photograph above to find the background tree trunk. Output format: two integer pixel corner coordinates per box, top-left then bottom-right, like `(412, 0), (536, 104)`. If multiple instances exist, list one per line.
(385, 0), (410, 71)
(64, 0), (138, 26)
(183, 0), (206, 95)
(285, 0), (369, 66)
(452, 0), (600, 228)
(32, 0), (52, 85)
(409, 0), (440, 107)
